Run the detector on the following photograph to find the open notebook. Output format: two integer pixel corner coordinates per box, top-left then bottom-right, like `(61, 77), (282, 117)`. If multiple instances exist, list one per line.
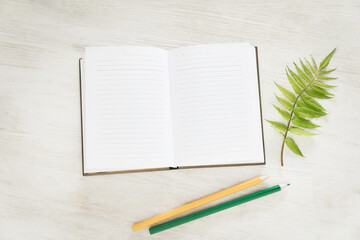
(80, 43), (265, 175)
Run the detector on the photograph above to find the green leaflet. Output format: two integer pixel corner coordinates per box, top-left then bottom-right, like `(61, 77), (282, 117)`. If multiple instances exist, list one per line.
(289, 126), (317, 136)
(311, 55), (318, 71)
(291, 116), (320, 129)
(305, 89), (332, 99)
(294, 107), (327, 118)
(266, 120), (287, 132)
(286, 70), (302, 94)
(273, 127), (285, 136)
(317, 76), (337, 80)
(275, 82), (296, 102)
(273, 105), (291, 121)
(310, 85), (334, 96)
(300, 59), (313, 78)
(276, 95), (293, 111)
(296, 99), (325, 113)
(296, 100), (306, 108)
(304, 58), (316, 75)
(313, 80), (336, 88)
(294, 62), (310, 82)
(285, 137), (304, 157)
(300, 94), (325, 111)
(319, 68), (336, 74)
(319, 48), (336, 70)
(287, 67), (306, 88)
(297, 100), (325, 113)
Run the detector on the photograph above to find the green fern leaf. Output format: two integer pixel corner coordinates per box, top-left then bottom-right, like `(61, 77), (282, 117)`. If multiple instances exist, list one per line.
(269, 49), (337, 166)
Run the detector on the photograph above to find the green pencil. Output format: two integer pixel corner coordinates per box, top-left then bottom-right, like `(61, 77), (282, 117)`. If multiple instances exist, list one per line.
(149, 184), (290, 234)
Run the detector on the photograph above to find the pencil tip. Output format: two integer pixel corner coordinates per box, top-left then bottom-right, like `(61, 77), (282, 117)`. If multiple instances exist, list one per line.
(260, 176), (270, 182)
(279, 183), (290, 189)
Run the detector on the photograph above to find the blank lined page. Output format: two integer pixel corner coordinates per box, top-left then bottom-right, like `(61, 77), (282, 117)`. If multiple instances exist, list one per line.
(169, 43), (264, 167)
(82, 47), (174, 173)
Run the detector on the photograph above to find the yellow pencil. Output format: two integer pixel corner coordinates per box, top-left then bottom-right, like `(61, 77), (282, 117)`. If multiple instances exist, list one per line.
(132, 175), (270, 232)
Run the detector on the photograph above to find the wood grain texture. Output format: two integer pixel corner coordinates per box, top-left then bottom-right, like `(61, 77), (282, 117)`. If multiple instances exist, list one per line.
(0, 0), (359, 239)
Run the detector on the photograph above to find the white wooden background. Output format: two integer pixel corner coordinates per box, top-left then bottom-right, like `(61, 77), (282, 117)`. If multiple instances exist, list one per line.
(1, 0), (359, 239)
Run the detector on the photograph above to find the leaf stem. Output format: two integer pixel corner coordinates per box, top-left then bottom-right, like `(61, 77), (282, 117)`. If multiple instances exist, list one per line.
(280, 74), (317, 166)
